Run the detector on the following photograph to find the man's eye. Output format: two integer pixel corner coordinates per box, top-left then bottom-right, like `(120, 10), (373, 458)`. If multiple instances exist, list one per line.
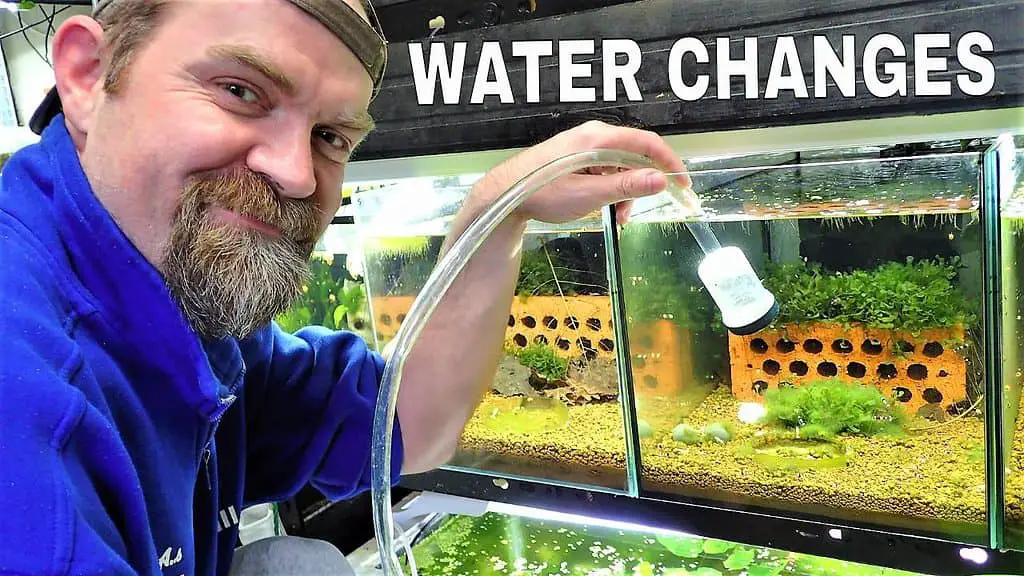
(315, 129), (350, 151)
(224, 83), (259, 104)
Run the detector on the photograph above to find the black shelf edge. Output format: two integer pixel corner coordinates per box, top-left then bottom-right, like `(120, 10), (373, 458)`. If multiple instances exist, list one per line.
(357, 0), (1024, 161)
(399, 469), (1024, 576)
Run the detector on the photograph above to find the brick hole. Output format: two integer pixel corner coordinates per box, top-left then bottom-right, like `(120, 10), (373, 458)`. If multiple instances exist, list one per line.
(381, 314), (393, 326)
(817, 361), (838, 377)
(753, 381), (768, 395)
(521, 316), (537, 329)
(513, 334), (528, 347)
(832, 339), (854, 354)
(923, 388), (943, 404)
(862, 339), (884, 355)
(633, 356), (646, 369)
(543, 316), (558, 329)
(789, 360), (808, 376)
(599, 338), (614, 352)
(803, 339), (823, 354)
(847, 362), (867, 378)
(534, 335), (548, 345)
(893, 387), (913, 403)
(577, 338), (597, 361)
(397, 313), (406, 324)
(896, 340), (915, 353)
(763, 360), (781, 375)
(565, 316), (580, 330)
(556, 337), (571, 350)
(907, 364), (928, 381)
(750, 338), (769, 354)
(923, 342), (944, 357)
(938, 369), (949, 377)
(643, 375), (658, 389)
(586, 318), (602, 331)
(747, 364), (753, 369)
(508, 315), (516, 327)
(353, 318), (366, 330)
(776, 338), (796, 353)
(878, 363), (898, 379)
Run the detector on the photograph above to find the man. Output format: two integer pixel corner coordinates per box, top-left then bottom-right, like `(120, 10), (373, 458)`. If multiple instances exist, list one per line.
(0, 0), (690, 575)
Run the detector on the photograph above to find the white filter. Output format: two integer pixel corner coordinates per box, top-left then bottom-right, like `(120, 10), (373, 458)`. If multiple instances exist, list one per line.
(697, 246), (777, 334)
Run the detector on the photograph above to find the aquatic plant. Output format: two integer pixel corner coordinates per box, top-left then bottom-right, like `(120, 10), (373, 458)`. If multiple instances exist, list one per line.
(513, 342), (569, 382)
(762, 379), (908, 440)
(276, 256), (366, 333)
(762, 256), (977, 332)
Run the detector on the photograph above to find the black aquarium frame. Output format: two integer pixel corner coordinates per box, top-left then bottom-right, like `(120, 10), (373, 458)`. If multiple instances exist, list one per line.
(368, 0), (1024, 574)
(355, 0), (1023, 161)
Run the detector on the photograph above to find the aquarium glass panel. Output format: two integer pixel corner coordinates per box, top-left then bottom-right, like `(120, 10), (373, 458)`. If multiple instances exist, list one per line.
(274, 223), (372, 340)
(1000, 141), (1024, 551)
(402, 509), (934, 575)
(352, 178), (629, 491)
(619, 151), (989, 544)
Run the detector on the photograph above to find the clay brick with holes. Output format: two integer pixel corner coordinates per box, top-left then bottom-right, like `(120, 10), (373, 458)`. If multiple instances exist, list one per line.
(728, 322), (968, 414)
(370, 295), (616, 360)
(628, 319), (693, 396)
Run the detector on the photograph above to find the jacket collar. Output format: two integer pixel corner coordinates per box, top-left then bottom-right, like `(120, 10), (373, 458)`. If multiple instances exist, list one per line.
(33, 116), (238, 420)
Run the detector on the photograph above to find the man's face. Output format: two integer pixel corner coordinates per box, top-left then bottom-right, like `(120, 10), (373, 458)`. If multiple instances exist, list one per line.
(80, 0), (376, 340)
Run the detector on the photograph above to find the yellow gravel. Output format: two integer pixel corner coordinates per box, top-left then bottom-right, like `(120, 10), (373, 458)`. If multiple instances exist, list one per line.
(455, 387), (1024, 530)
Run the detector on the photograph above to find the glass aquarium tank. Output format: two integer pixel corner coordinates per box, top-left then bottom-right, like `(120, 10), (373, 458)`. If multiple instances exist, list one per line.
(394, 507), (934, 576)
(621, 149), (990, 544)
(345, 135), (1024, 553)
(998, 137), (1024, 552)
(353, 174), (630, 491)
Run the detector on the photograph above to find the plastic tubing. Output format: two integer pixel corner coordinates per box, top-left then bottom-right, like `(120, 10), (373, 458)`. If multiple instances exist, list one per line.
(370, 149), (713, 575)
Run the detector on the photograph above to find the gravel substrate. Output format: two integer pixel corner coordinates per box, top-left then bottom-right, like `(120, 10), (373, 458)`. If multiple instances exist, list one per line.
(457, 386), (1013, 530)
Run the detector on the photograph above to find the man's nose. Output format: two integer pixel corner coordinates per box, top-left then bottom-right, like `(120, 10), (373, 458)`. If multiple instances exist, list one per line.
(246, 130), (316, 200)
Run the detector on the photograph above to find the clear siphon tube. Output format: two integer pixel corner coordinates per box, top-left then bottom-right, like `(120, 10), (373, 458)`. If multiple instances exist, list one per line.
(370, 149), (708, 575)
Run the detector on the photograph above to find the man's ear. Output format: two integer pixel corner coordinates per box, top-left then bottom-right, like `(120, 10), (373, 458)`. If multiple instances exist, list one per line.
(50, 15), (107, 135)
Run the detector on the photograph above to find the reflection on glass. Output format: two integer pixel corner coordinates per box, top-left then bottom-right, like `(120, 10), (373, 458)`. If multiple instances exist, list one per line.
(355, 182), (627, 490)
(403, 510), (933, 576)
(1001, 146), (1024, 551)
(620, 152), (989, 543)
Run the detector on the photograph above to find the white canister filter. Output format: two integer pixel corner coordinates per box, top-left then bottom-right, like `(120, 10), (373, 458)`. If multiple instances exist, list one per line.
(697, 246), (778, 334)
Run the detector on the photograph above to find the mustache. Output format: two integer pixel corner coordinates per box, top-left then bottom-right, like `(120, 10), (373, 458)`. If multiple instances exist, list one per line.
(186, 167), (322, 244)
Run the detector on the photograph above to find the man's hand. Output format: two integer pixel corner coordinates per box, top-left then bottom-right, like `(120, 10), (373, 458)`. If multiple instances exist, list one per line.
(471, 120), (693, 226)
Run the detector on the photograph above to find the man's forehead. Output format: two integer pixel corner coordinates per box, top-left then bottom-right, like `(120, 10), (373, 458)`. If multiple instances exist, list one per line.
(95, 0), (387, 94)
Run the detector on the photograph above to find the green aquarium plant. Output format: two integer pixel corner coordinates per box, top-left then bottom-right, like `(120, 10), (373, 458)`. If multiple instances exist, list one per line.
(762, 378), (909, 440)
(276, 256), (366, 333)
(761, 256), (977, 332)
(511, 342), (569, 382)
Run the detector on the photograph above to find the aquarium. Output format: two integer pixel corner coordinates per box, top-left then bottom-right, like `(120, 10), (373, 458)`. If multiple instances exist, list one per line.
(394, 507), (933, 576)
(621, 150), (991, 544)
(353, 177), (629, 491)
(349, 136), (1024, 552)
(997, 137), (1024, 552)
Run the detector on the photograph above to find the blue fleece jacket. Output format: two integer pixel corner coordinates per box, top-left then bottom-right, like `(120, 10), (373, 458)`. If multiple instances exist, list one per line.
(0, 117), (404, 576)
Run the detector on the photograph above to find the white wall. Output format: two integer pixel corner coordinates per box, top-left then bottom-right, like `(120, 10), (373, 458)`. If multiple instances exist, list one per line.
(1, 5), (90, 122)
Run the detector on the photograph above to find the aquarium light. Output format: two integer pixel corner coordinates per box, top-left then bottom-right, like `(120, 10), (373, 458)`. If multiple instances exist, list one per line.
(486, 501), (698, 539)
(827, 528), (843, 540)
(958, 547), (989, 565)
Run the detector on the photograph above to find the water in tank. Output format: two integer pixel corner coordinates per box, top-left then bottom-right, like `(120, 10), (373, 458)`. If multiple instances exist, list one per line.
(619, 144), (995, 544)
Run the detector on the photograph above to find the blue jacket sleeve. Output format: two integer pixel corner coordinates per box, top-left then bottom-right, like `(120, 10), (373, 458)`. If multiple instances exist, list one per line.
(236, 322), (404, 504)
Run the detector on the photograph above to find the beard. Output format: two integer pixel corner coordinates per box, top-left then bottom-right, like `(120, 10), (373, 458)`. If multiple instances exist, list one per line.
(161, 167), (323, 341)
